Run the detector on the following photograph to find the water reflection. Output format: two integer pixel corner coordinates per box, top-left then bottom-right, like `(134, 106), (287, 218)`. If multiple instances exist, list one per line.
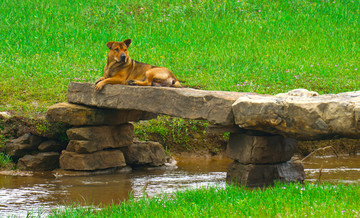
(302, 155), (360, 184)
(0, 155), (358, 217)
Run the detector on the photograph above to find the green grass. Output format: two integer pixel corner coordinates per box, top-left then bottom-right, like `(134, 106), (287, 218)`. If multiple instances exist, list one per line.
(0, 152), (13, 169)
(50, 182), (360, 217)
(134, 115), (227, 153)
(0, 0), (359, 114)
(135, 116), (207, 143)
(135, 116), (209, 148)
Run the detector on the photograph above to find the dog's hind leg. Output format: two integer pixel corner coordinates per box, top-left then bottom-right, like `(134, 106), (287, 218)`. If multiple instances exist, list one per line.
(171, 80), (182, 88)
(128, 68), (175, 87)
(127, 69), (157, 86)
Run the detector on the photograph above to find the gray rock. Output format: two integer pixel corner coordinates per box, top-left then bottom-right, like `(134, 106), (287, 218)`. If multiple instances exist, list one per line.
(226, 133), (296, 164)
(59, 150), (126, 171)
(122, 141), (166, 166)
(66, 140), (98, 154)
(275, 89), (319, 98)
(232, 90), (360, 140)
(67, 82), (249, 125)
(66, 124), (133, 152)
(226, 160), (305, 187)
(38, 140), (66, 152)
(46, 102), (156, 126)
(0, 111), (11, 119)
(17, 152), (60, 171)
(3, 133), (44, 158)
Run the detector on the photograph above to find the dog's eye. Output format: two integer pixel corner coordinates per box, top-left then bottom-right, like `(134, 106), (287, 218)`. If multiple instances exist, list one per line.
(115, 48), (119, 52)
(124, 49), (127, 51)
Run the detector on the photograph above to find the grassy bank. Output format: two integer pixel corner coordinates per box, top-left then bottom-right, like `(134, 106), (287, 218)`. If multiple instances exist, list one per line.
(50, 183), (360, 217)
(1, 0), (359, 154)
(135, 116), (228, 153)
(1, 0), (359, 114)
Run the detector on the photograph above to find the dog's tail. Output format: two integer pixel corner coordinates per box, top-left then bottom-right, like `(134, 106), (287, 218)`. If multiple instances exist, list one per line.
(171, 80), (182, 88)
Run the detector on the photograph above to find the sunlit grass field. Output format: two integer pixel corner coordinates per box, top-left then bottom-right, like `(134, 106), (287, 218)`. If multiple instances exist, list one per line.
(50, 183), (360, 217)
(0, 0), (359, 114)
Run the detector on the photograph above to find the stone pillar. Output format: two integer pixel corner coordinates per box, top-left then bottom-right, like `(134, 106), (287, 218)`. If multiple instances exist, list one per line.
(46, 102), (166, 171)
(59, 124), (133, 170)
(226, 132), (305, 187)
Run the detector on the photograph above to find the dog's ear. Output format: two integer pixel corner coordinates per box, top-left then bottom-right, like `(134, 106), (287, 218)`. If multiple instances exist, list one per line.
(106, 41), (115, 49)
(124, 39), (131, 48)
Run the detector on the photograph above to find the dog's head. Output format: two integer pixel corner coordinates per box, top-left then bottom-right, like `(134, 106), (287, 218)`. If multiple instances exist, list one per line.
(106, 39), (131, 64)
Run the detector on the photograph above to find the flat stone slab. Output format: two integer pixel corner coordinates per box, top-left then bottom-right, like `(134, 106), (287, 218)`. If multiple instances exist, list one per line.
(232, 89), (360, 140)
(59, 150), (126, 171)
(67, 82), (249, 125)
(46, 102), (156, 126)
(66, 124), (133, 153)
(17, 152), (60, 171)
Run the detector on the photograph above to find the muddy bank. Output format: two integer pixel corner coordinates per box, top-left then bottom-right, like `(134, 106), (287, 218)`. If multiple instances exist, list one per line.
(297, 139), (360, 156)
(0, 114), (68, 142)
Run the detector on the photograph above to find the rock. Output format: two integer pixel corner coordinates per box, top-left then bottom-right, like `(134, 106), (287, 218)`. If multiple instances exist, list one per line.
(122, 141), (166, 166)
(0, 170), (33, 177)
(232, 89), (360, 140)
(66, 124), (133, 153)
(275, 89), (319, 97)
(67, 82), (251, 125)
(277, 160), (305, 182)
(66, 140), (98, 154)
(226, 160), (305, 187)
(38, 140), (66, 152)
(59, 150), (126, 171)
(0, 111), (11, 119)
(17, 152), (60, 171)
(2, 133), (44, 158)
(46, 102), (156, 126)
(226, 133), (296, 164)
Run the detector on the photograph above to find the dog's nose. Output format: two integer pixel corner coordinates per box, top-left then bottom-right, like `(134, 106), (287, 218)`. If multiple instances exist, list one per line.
(120, 53), (126, 62)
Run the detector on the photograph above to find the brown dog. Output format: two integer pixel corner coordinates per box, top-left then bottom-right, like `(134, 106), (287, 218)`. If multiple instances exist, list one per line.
(95, 39), (181, 90)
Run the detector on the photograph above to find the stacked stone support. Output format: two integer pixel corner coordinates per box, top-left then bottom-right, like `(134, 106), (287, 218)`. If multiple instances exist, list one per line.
(46, 102), (166, 171)
(225, 132), (305, 187)
(60, 124), (131, 170)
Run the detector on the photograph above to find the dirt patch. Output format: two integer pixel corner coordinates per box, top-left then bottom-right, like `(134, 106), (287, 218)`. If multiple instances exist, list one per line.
(297, 138), (360, 156)
(0, 114), (68, 142)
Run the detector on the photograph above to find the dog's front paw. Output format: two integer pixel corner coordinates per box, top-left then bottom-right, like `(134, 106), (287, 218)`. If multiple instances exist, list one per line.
(127, 80), (138, 86)
(95, 82), (104, 91)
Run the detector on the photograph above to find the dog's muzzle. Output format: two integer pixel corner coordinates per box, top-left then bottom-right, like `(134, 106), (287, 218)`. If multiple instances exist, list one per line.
(120, 54), (126, 62)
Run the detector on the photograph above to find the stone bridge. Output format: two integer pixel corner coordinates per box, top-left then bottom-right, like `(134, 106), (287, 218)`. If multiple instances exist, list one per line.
(46, 82), (360, 187)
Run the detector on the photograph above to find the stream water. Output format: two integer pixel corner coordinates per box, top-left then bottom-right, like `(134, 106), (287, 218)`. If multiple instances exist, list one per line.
(0, 155), (359, 217)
